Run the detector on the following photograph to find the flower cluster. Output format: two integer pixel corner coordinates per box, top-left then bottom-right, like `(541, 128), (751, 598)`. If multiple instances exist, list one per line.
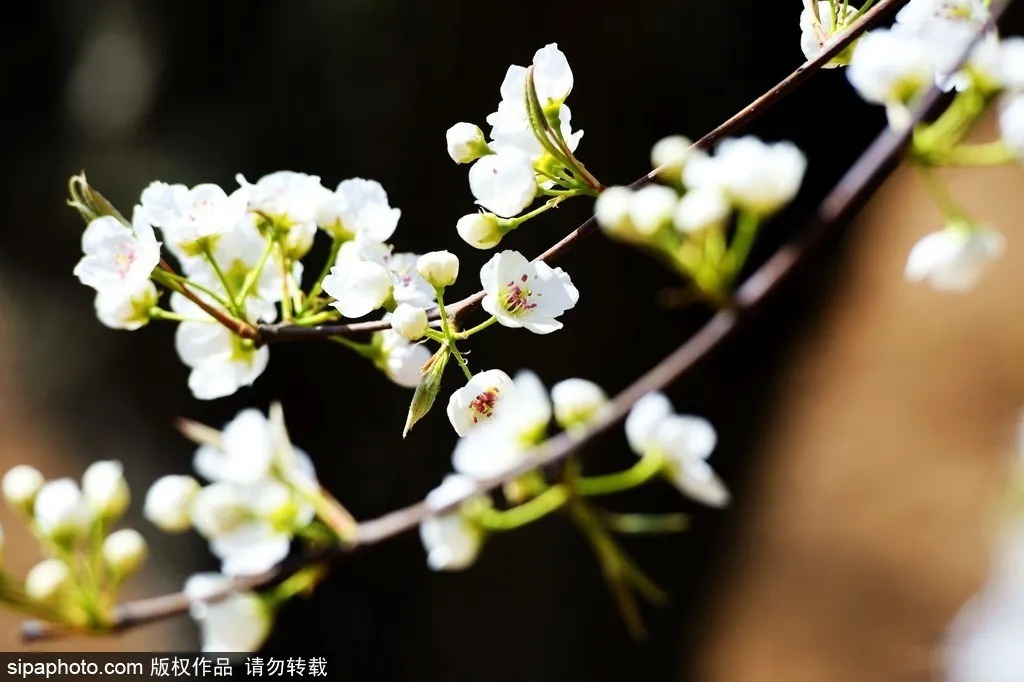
(447, 44), (601, 250)
(595, 135), (806, 302)
(819, 0), (1020, 292)
(0, 461), (147, 629)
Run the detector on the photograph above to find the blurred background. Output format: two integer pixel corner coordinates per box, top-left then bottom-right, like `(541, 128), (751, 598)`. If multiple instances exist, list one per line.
(2, 1), (1024, 680)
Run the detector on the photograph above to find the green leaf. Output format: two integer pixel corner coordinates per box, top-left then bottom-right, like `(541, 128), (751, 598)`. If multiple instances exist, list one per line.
(67, 172), (129, 226)
(403, 346), (450, 438)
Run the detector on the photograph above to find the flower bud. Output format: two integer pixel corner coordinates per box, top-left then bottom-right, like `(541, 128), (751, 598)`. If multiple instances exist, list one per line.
(673, 187), (731, 234)
(595, 186), (635, 239)
(103, 528), (148, 577)
(551, 378), (609, 430)
(416, 251), (460, 289)
(25, 559), (70, 603)
(390, 304), (429, 341)
(456, 213), (504, 250)
(34, 478), (93, 545)
(144, 475), (200, 533)
(629, 185), (678, 237)
(82, 460), (130, 522)
(446, 122), (489, 164)
(2, 465), (44, 514)
(651, 135), (692, 175)
(190, 483), (249, 539)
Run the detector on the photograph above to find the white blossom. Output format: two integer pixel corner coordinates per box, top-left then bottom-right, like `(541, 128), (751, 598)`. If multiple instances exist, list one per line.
(551, 378), (608, 430)
(446, 123), (489, 164)
(384, 251), (436, 309)
(480, 250), (579, 334)
(103, 528), (148, 576)
(174, 321), (269, 400)
(595, 186), (636, 239)
(532, 43), (574, 107)
(236, 170), (324, 228)
(1000, 94), (1024, 158)
(904, 225), (1005, 292)
(628, 185), (679, 236)
(456, 213), (504, 250)
(895, 0), (989, 86)
(673, 187), (731, 234)
(711, 137), (807, 215)
(390, 303), (428, 341)
(144, 475), (200, 533)
(193, 409), (276, 486)
(377, 329), (432, 388)
(420, 513), (483, 571)
(185, 573), (272, 652)
(322, 261), (392, 319)
(425, 474), (479, 511)
(2, 465), (44, 514)
(468, 150), (538, 218)
(993, 37), (1024, 91)
(416, 251), (460, 289)
(33, 478), (93, 543)
(73, 208), (161, 296)
(25, 559), (70, 603)
(651, 135), (692, 173)
(139, 181), (249, 252)
(447, 369), (515, 436)
(81, 460), (129, 521)
(451, 371), (552, 479)
(315, 178), (401, 242)
(625, 392), (728, 507)
(847, 28), (934, 107)
(94, 279), (158, 331)
(799, 1), (858, 66)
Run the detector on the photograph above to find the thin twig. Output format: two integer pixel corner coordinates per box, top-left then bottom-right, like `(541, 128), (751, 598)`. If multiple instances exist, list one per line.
(28, 0), (978, 642)
(255, 0), (904, 346)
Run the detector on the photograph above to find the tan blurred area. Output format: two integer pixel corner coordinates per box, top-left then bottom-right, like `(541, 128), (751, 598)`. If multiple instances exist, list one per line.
(699, 113), (1024, 681)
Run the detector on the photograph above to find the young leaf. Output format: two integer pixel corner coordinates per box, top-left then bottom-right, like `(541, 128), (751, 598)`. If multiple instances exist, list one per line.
(403, 346), (450, 438)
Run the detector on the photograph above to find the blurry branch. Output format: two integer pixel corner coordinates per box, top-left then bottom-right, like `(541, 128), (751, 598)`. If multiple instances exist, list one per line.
(30, 0), (989, 642)
(255, 0), (906, 345)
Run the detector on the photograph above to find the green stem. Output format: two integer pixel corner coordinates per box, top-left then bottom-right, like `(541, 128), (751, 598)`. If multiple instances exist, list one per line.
(328, 335), (379, 359)
(936, 141), (1017, 167)
(456, 316), (498, 339)
(473, 485), (569, 531)
(278, 239), (294, 321)
(599, 511), (689, 535)
(146, 307), (206, 324)
(267, 565), (326, 608)
(725, 210), (762, 282)
(304, 236), (345, 312)
(434, 288), (473, 380)
(507, 195), (573, 229)
(917, 167), (970, 221)
(294, 310), (339, 326)
(154, 270), (231, 308)
(236, 234), (276, 304)
(851, 0), (876, 20)
(573, 450), (665, 497)
(200, 243), (241, 316)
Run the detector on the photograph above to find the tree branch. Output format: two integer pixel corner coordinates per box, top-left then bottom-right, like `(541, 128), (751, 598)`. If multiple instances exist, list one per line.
(30, 0), (995, 642)
(255, 0), (905, 345)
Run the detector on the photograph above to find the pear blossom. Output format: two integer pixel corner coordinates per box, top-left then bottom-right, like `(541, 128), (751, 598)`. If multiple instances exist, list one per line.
(711, 137), (807, 215)
(236, 170), (324, 229)
(144, 475), (200, 533)
(185, 573), (273, 652)
(1000, 94), (1024, 158)
(799, 1), (858, 66)
(904, 225), (1006, 292)
(377, 328), (432, 388)
(193, 409), (277, 486)
(322, 260), (392, 318)
(384, 252), (436, 308)
(456, 213), (505, 249)
(551, 378), (608, 430)
(419, 475), (485, 571)
(189, 482), (251, 540)
(447, 369), (515, 436)
(73, 208), (161, 296)
(446, 123), (489, 164)
(25, 559), (70, 603)
(993, 37), (1024, 92)
(81, 460), (129, 521)
(894, 0), (990, 85)
(94, 280), (157, 331)
(416, 251), (459, 289)
(390, 303), (428, 341)
(139, 181), (249, 253)
(175, 322), (269, 401)
(315, 178), (401, 243)
(480, 250), (579, 334)
(847, 28), (935, 107)
(532, 43), (574, 107)
(628, 185), (679, 236)
(2, 465), (43, 514)
(651, 135), (692, 174)
(468, 150), (538, 218)
(451, 371), (552, 479)
(33, 478), (93, 543)
(595, 186), (636, 239)
(103, 528), (148, 576)
(625, 392), (728, 507)
(673, 187), (731, 234)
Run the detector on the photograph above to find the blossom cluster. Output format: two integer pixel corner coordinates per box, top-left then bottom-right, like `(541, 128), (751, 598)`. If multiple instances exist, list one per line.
(594, 135), (806, 301)
(804, 0), (1019, 292)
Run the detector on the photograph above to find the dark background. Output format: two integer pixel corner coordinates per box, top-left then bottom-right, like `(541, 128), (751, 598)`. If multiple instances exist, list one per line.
(3, 1), (1013, 680)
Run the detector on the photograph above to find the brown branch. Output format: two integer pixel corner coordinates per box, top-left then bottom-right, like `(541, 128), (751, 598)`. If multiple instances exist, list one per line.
(255, 0), (905, 346)
(28, 0), (986, 642)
